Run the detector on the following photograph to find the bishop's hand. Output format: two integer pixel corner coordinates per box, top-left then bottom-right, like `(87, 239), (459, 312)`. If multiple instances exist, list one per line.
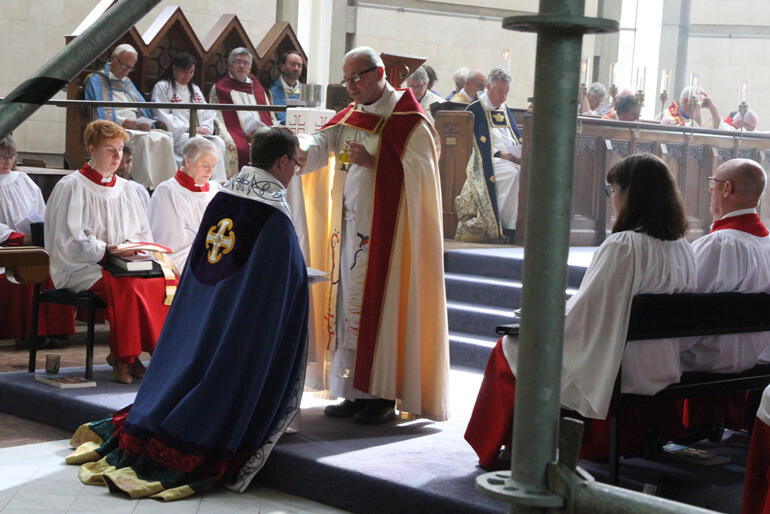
(347, 140), (375, 169)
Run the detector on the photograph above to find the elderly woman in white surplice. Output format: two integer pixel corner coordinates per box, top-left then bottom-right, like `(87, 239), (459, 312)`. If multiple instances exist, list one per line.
(149, 136), (222, 274)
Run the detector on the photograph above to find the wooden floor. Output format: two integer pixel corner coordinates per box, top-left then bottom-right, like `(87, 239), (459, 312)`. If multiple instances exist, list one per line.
(0, 322), (114, 448)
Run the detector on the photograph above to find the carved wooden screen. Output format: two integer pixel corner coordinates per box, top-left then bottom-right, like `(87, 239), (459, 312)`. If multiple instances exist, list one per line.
(64, 3), (306, 169)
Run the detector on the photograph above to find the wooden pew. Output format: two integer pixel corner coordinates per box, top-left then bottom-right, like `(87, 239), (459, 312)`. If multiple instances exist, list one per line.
(16, 166), (73, 202)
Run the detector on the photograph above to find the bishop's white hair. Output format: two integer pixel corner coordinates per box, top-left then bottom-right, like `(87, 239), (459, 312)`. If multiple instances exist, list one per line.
(344, 46), (383, 69)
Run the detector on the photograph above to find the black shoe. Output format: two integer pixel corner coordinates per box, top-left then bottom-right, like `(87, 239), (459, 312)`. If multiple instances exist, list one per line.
(502, 228), (516, 244)
(353, 399), (396, 425)
(324, 399), (365, 418)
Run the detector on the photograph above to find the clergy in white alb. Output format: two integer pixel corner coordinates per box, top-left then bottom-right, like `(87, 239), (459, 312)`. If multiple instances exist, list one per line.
(455, 68), (522, 243)
(268, 50), (304, 125)
(0, 135), (75, 340)
(465, 154), (695, 468)
(209, 48), (276, 178)
(84, 44), (176, 189)
(151, 52), (227, 183)
(44, 120), (170, 384)
(298, 47), (449, 424)
(449, 69), (485, 104)
(149, 136), (221, 273)
(681, 159), (770, 373)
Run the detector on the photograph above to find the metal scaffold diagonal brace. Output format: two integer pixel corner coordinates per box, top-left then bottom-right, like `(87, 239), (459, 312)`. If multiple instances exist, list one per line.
(0, 0), (162, 138)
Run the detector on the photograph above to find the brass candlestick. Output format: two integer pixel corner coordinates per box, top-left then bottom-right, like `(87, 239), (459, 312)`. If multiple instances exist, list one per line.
(578, 82), (587, 115)
(739, 100), (748, 118)
(609, 84), (617, 105)
(635, 90), (645, 108)
(659, 90), (668, 119)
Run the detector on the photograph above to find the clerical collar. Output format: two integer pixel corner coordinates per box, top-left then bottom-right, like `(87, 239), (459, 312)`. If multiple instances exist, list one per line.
(359, 83), (393, 114)
(80, 163), (116, 187)
(222, 166), (292, 221)
(229, 72), (252, 84)
(280, 75), (300, 91)
(175, 168), (209, 192)
(720, 207), (758, 220)
(480, 92), (504, 111)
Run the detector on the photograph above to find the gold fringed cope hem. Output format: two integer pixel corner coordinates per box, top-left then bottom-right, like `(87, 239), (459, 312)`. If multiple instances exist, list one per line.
(68, 423), (103, 450)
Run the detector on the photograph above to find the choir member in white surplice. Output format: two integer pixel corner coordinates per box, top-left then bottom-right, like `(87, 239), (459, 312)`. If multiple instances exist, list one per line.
(681, 159), (770, 373)
(149, 136), (221, 273)
(465, 153), (695, 469)
(0, 136), (74, 341)
(85, 44), (176, 189)
(114, 145), (150, 213)
(406, 66), (444, 124)
(678, 159), (770, 431)
(151, 52), (227, 183)
(45, 120), (170, 384)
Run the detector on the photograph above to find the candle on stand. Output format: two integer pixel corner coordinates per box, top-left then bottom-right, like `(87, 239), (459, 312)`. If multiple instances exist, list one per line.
(660, 69), (670, 94)
(740, 81), (749, 103)
(581, 58), (590, 85)
(609, 62), (618, 86)
(635, 66), (646, 91)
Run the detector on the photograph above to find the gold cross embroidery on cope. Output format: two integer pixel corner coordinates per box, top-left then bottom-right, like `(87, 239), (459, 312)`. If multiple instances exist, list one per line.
(205, 218), (235, 264)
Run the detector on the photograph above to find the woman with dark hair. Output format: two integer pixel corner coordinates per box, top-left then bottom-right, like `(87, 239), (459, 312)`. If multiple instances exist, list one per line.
(151, 52), (227, 183)
(465, 153), (696, 468)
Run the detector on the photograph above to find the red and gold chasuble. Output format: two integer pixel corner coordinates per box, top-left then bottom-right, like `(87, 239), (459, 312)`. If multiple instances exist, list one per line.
(303, 89), (449, 420)
(214, 75), (273, 168)
(667, 101), (688, 126)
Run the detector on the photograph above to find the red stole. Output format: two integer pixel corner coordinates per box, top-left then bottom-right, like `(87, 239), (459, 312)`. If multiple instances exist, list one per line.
(79, 163), (116, 187)
(174, 168), (210, 192)
(320, 88), (429, 392)
(214, 75), (273, 168)
(710, 213), (769, 237)
(667, 101), (687, 126)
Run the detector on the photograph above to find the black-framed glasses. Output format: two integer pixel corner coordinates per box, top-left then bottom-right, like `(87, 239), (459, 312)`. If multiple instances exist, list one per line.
(707, 176), (728, 189)
(113, 54), (135, 73)
(341, 66), (378, 87)
(605, 184), (619, 198)
(291, 157), (302, 174)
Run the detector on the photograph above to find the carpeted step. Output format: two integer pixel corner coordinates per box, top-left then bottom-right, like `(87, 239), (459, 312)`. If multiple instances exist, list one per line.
(444, 247), (591, 289)
(445, 272), (523, 309)
(449, 332), (498, 370)
(447, 300), (514, 338)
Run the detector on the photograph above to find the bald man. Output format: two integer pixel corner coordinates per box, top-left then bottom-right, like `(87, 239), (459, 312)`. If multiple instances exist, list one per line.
(722, 109), (759, 132)
(680, 159), (770, 374)
(450, 69), (486, 104)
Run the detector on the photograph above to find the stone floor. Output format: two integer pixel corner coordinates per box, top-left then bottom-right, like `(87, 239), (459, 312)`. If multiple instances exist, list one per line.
(0, 322), (134, 449)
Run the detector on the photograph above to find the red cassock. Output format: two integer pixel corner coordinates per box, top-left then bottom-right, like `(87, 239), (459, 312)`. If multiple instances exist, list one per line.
(744, 417), (770, 513)
(0, 276), (75, 339)
(464, 339), (687, 468)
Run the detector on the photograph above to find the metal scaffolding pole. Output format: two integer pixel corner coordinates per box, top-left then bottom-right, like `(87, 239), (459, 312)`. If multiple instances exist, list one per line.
(475, 1), (718, 512)
(0, 0), (162, 138)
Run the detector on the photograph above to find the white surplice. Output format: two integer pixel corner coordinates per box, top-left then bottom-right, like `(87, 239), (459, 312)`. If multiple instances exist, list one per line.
(148, 177), (221, 272)
(418, 90), (445, 123)
(105, 75), (176, 190)
(503, 231), (697, 419)
(680, 218), (770, 373)
(479, 92), (520, 230)
(0, 171), (45, 243)
(0, 171), (46, 275)
(129, 180), (150, 213)
(151, 81), (227, 183)
(44, 172), (152, 292)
